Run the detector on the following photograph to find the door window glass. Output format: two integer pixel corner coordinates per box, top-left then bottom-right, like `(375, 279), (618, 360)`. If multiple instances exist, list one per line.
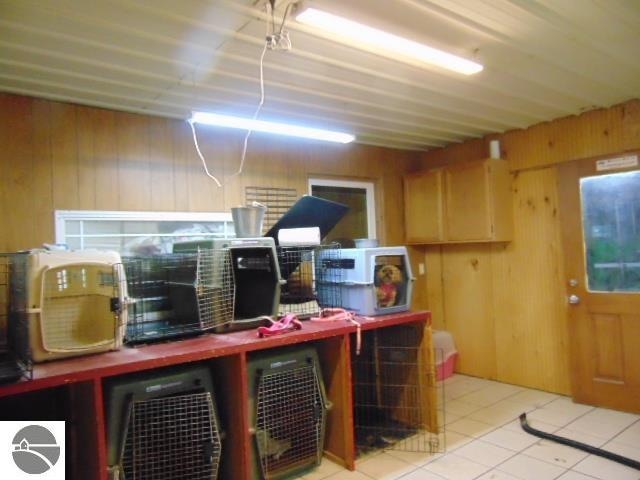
(580, 170), (640, 292)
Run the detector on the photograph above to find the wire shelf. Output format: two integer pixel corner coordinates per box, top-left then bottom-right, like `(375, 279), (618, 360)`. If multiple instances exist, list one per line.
(277, 243), (342, 318)
(124, 249), (235, 343)
(352, 324), (444, 457)
(121, 392), (222, 480)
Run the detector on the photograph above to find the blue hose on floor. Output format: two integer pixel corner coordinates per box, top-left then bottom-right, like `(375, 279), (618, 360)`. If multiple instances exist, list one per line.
(519, 413), (640, 471)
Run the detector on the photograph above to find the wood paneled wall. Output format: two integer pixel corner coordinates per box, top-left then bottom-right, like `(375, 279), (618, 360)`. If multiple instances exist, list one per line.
(0, 93), (419, 253)
(418, 99), (640, 394)
(7, 91), (638, 394)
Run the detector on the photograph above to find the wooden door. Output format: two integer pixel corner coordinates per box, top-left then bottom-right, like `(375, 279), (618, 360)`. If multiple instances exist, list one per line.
(558, 153), (640, 413)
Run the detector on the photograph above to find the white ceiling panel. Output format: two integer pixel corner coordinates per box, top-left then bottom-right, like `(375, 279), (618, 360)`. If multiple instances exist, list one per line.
(1, 0), (639, 151)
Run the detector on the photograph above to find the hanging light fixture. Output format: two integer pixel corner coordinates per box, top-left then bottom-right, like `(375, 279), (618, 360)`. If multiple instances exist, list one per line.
(296, 7), (483, 75)
(190, 112), (355, 144)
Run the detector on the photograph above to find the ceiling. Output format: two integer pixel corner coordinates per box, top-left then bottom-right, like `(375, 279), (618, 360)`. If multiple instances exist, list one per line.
(1, 0), (639, 151)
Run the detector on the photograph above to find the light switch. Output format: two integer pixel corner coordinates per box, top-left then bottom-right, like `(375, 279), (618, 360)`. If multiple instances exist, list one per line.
(418, 263), (425, 275)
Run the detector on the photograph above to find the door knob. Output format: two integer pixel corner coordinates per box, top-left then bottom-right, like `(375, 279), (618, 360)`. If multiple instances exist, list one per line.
(568, 294), (580, 305)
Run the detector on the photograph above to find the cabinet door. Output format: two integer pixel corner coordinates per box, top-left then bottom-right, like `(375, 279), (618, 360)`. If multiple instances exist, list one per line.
(404, 170), (444, 243)
(444, 162), (492, 240)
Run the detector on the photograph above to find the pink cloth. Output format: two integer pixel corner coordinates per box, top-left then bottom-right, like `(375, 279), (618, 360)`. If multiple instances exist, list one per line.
(377, 283), (397, 306)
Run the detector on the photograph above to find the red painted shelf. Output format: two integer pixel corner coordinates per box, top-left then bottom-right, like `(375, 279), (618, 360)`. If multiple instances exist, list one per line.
(0, 311), (429, 398)
(0, 310), (431, 480)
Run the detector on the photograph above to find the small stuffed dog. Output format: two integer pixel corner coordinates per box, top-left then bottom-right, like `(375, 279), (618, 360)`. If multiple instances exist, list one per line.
(376, 264), (402, 308)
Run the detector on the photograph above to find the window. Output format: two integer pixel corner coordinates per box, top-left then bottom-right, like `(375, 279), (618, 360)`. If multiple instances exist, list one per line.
(55, 210), (234, 256)
(308, 178), (376, 246)
(580, 170), (640, 292)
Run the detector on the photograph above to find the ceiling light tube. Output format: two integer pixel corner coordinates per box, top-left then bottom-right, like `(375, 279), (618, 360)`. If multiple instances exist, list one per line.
(296, 7), (483, 75)
(190, 112), (355, 144)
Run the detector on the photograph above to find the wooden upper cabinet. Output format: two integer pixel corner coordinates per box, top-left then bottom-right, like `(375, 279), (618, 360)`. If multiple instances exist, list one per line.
(445, 160), (498, 241)
(403, 168), (444, 243)
(404, 158), (513, 244)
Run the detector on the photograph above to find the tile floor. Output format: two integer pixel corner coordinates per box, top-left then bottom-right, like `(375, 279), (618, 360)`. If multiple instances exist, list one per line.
(300, 374), (640, 480)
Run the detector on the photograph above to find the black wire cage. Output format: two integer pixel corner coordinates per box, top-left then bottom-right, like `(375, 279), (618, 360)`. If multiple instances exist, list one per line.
(123, 249), (235, 343)
(0, 253), (32, 383)
(351, 323), (444, 457)
(105, 364), (224, 480)
(276, 243), (342, 319)
(248, 345), (331, 480)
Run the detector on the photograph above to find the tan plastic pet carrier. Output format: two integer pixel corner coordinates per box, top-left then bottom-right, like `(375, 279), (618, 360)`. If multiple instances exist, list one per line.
(10, 250), (128, 362)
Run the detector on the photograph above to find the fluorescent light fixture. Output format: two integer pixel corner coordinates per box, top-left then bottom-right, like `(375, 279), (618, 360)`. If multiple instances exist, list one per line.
(190, 111), (355, 144)
(296, 7), (483, 75)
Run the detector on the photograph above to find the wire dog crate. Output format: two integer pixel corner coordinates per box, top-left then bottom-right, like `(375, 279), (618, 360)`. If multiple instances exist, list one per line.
(174, 238), (282, 333)
(106, 365), (223, 480)
(248, 346), (330, 480)
(277, 243), (342, 318)
(351, 323), (443, 457)
(0, 254), (32, 383)
(124, 249), (234, 343)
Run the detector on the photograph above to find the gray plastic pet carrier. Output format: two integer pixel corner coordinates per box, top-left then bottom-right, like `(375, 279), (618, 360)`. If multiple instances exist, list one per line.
(105, 364), (223, 480)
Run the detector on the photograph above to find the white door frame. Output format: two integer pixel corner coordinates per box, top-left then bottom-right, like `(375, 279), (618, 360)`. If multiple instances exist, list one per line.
(308, 178), (377, 239)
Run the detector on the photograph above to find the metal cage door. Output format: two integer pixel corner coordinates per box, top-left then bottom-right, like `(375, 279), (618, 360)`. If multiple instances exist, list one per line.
(120, 392), (222, 480)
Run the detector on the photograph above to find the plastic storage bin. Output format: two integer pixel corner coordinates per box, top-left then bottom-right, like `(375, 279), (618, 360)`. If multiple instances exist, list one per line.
(433, 330), (457, 380)
(317, 246), (414, 316)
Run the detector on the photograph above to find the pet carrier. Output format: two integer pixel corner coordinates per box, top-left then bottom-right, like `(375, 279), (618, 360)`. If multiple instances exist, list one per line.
(277, 243), (342, 318)
(247, 346), (331, 480)
(351, 324), (442, 457)
(174, 238), (282, 333)
(124, 249), (234, 343)
(105, 364), (223, 480)
(0, 254), (31, 382)
(316, 247), (415, 316)
(7, 250), (128, 363)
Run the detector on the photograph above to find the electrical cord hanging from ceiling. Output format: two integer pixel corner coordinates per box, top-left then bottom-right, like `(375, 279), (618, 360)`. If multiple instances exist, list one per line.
(230, 35), (268, 179)
(266, 1), (294, 51)
(189, 0), (295, 186)
(189, 118), (222, 187)
(231, 0), (295, 179)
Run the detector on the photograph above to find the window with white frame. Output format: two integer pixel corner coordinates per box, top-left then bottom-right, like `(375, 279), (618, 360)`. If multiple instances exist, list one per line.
(308, 178), (377, 244)
(55, 210), (234, 256)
